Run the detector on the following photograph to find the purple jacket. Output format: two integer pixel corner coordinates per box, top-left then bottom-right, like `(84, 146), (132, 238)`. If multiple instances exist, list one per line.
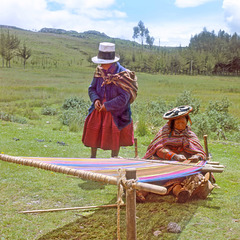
(88, 62), (132, 130)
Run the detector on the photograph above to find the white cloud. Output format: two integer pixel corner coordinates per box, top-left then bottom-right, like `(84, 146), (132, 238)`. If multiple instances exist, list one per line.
(175, 0), (214, 8)
(55, 0), (115, 9)
(222, 0), (240, 33)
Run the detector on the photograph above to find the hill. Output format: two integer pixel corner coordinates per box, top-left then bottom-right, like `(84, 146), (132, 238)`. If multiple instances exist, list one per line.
(1, 25), (240, 75)
(0, 25), (144, 71)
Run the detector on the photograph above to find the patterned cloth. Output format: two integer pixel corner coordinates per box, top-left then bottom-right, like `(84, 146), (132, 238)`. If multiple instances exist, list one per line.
(94, 66), (138, 104)
(144, 123), (206, 160)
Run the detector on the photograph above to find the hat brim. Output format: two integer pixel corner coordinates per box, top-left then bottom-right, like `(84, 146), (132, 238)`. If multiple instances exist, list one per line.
(92, 56), (120, 64)
(163, 105), (193, 120)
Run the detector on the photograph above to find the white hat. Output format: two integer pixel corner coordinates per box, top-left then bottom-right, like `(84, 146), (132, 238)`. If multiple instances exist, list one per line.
(163, 105), (193, 120)
(92, 42), (120, 64)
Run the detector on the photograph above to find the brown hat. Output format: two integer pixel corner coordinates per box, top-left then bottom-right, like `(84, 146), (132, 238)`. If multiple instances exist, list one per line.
(163, 105), (193, 120)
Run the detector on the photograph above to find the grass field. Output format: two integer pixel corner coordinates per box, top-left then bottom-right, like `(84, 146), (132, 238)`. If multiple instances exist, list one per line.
(0, 121), (240, 239)
(1, 28), (240, 239)
(0, 64), (240, 239)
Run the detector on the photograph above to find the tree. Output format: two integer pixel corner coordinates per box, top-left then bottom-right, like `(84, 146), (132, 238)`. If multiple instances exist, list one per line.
(0, 30), (20, 67)
(0, 31), (6, 67)
(132, 21), (154, 48)
(17, 42), (31, 69)
(146, 35), (155, 48)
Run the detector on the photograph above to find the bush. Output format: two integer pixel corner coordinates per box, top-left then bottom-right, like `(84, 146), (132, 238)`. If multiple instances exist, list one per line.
(132, 93), (239, 141)
(60, 97), (89, 132)
(136, 117), (149, 136)
(0, 111), (27, 124)
(206, 98), (239, 133)
(191, 114), (211, 138)
(41, 106), (57, 116)
(62, 96), (89, 110)
(175, 90), (201, 114)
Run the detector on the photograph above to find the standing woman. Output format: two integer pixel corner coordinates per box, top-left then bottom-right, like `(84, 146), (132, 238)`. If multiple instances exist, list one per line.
(82, 42), (138, 158)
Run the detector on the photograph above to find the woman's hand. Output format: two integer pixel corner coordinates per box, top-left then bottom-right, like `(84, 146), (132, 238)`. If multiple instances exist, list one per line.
(173, 154), (187, 161)
(99, 104), (106, 112)
(94, 100), (101, 111)
(188, 155), (201, 162)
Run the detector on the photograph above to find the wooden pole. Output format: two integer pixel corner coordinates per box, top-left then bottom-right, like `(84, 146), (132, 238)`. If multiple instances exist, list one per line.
(203, 135), (209, 160)
(126, 168), (137, 240)
(134, 138), (138, 158)
(19, 204), (125, 214)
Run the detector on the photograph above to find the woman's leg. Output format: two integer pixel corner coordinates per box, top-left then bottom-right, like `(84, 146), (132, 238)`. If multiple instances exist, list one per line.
(91, 147), (97, 158)
(111, 148), (119, 158)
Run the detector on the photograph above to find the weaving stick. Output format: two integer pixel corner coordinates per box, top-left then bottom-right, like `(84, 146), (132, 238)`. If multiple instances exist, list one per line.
(19, 204), (125, 214)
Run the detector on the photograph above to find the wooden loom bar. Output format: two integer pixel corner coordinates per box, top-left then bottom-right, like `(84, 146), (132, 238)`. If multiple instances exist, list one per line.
(19, 204), (126, 214)
(0, 154), (167, 195)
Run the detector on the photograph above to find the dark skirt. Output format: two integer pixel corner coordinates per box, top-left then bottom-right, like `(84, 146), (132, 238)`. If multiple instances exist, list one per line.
(82, 109), (134, 150)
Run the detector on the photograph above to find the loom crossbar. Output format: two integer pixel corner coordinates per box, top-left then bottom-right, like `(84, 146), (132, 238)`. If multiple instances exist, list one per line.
(0, 154), (167, 195)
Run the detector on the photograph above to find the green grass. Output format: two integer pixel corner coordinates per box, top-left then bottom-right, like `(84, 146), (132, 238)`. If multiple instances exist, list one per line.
(0, 29), (240, 239)
(0, 120), (240, 239)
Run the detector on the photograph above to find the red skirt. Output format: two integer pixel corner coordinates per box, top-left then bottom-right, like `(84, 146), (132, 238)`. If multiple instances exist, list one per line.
(82, 109), (134, 150)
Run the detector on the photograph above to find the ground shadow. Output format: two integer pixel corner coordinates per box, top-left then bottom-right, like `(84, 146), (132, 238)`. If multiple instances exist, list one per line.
(78, 180), (106, 190)
(37, 193), (218, 240)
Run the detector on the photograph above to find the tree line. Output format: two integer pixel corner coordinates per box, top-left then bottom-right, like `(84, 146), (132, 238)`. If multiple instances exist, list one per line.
(125, 23), (240, 75)
(0, 30), (31, 68)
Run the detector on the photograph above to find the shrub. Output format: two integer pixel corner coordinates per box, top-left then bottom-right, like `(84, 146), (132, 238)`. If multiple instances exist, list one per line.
(207, 97), (230, 113)
(136, 117), (149, 136)
(60, 97), (89, 132)
(0, 111), (27, 124)
(206, 98), (239, 133)
(191, 114), (211, 138)
(41, 106), (57, 116)
(175, 90), (201, 114)
(62, 96), (89, 110)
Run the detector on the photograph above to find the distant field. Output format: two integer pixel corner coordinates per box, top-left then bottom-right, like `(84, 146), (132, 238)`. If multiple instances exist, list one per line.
(0, 67), (240, 118)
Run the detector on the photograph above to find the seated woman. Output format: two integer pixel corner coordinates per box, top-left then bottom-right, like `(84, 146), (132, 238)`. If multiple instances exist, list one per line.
(140, 106), (214, 203)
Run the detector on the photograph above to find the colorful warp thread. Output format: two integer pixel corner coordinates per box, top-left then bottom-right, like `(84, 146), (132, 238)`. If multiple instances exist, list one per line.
(22, 157), (206, 183)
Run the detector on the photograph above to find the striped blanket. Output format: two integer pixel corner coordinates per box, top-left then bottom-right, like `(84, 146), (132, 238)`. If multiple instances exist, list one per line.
(21, 157), (206, 183)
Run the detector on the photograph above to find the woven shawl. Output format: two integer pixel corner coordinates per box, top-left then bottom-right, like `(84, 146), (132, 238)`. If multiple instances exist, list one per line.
(94, 66), (138, 103)
(144, 124), (206, 160)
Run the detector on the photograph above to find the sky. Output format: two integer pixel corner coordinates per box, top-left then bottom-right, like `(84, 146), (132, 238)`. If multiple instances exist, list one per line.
(0, 0), (240, 46)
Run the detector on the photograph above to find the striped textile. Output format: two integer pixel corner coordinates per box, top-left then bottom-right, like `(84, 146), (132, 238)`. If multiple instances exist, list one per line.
(144, 123), (206, 160)
(21, 157), (206, 183)
(94, 66), (138, 103)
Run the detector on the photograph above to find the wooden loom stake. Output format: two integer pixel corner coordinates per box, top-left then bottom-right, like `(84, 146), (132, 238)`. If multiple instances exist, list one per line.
(134, 138), (138, 158)
(126, 168), (137, 240)
(203, 135), (209, 160)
